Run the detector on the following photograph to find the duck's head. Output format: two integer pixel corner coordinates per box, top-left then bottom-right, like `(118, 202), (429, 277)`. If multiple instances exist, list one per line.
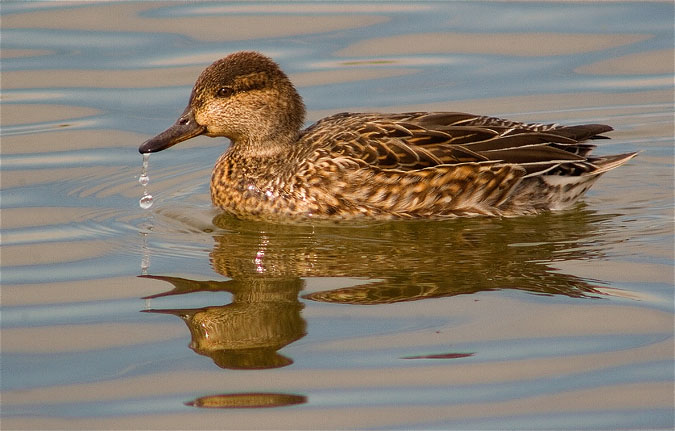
(139, 51), (306, 154)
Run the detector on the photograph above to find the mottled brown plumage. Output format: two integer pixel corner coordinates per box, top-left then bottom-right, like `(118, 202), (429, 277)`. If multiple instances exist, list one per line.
(139, 51), (636, 221)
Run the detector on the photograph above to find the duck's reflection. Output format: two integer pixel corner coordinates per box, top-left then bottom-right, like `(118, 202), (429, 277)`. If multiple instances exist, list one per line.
(143, 277), (305, 369)
(142, 207), (614, 369)
(185, 392), (307, 409)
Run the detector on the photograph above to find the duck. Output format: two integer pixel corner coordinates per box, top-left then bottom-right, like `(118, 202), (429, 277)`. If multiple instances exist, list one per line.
(139, 51), (637, 221)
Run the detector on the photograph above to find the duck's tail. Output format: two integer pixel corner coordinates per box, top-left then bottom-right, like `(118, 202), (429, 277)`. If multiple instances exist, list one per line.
(589, 152), (638, 174)
(501, 151), (638, 214)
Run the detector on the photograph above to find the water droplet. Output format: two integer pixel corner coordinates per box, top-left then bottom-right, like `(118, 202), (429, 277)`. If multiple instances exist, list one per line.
(140, 193), (154, 209)
(142, 153), (151, 170)
(139, 153), (153, 209)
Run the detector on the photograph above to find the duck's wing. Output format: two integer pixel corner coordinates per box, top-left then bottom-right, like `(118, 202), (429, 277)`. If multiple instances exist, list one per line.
(305, 112), (620, 176)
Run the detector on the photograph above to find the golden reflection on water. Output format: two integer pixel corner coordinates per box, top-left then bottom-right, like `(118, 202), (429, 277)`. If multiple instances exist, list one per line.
(185, 392), (307, 409)
(142, 207), (613, 369)
(143, 277), (305, 370)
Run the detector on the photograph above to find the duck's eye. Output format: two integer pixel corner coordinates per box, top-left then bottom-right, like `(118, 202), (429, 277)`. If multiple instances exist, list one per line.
(216, 87), (234, 97)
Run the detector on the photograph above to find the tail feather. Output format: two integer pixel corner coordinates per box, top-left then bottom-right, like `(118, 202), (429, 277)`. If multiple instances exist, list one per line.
(589, 152), (638, 174)
(551, 124), (614, 141)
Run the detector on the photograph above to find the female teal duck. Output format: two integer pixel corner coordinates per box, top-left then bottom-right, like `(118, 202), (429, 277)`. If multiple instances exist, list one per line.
(139, 51), (636, 221)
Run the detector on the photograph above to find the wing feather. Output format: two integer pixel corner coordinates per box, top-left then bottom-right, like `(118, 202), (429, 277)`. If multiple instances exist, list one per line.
(301, 111), (617, 175)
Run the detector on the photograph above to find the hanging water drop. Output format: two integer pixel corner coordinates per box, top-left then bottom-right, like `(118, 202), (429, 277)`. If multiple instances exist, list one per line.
(139, 193), (154, 209)
(138, 154), (155, 275)
(139, 153), (153, 209)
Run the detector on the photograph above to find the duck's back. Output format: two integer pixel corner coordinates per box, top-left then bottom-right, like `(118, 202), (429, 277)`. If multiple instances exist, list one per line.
(291, 112), (636, 218)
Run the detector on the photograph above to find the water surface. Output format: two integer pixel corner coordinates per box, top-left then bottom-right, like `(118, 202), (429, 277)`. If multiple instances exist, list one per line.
(1, 2), (673, 429)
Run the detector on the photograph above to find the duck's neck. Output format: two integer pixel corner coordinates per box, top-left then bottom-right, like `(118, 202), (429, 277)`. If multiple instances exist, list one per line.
(227, 129), (299, 160)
